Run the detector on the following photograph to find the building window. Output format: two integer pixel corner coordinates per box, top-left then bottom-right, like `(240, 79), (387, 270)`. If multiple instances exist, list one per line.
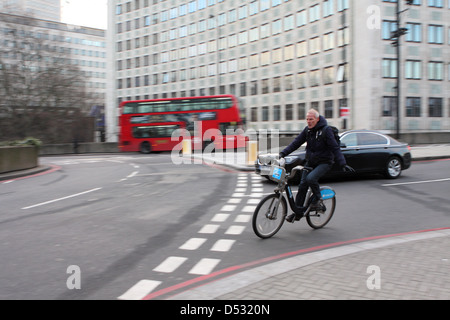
(249, 27), (259, 42)
(310, 69), (320, 87)
(309, 4), (320, 22)
(297, 72), (307, 89)
(324, 66), (334, 84)
(188, 1), (197, 13)
(262, 106), (269, 121)
(323, 32), (335, 51)
(240, 82), (247, 96)
(261, 23), (270, 38)
(428, 25), (443, 44)
(296, 41), (307, 58)
(323, 0), (334, 17)
(285, 44), (295, 60)
(324, 100), (334, 118)
(262, 79), (269, 94)
(382, 59), (398, 78)
(405, 60), (421, 79)
(296, 10), (307, 27)
(406, 97), (421, 117)
(382, 21), (397, 40)
(298, 103), (306, 120)
(428, 98), (442, 117)
(284, 15), (294, 31)
(251, 107), (258, 122)
(238, 5), (248, 19)
(273, 48), (282, 63)
(428, 61), (443, 80)
(428, 0), (443, 8)
(406, 23), (422, 42)
(285, 74), (294, 91)
(249, 54), (259, 68)
(273, 105), (281, 121)
(272, 19), (282, 35)
(382, 96), (397, 117)
(337, 28), (349, 46)
(261, 0), (270, 11)
(249, 1), (259, 15)
(251, 80), (258, 95)
(309, 37), (320, 54)
(337, 0), (349, 11)
(273, 77), (281, 92)
(286, 104), (293, 121)
(261, 51), (270, 66)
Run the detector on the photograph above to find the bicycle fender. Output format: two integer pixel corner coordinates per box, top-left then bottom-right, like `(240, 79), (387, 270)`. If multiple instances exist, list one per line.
(320, 187), (335, 200)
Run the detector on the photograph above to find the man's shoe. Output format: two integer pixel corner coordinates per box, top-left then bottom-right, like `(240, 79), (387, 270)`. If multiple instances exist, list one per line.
(286, 213), (302, 223)
(310, 199), (326, 212)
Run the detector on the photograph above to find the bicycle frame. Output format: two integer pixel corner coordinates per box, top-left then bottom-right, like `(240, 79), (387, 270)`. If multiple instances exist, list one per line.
(285, 184), (313, 216)
(271, 165), (312, 217)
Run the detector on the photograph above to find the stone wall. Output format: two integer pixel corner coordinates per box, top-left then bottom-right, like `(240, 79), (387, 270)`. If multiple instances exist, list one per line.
(0, 146), (38, 174)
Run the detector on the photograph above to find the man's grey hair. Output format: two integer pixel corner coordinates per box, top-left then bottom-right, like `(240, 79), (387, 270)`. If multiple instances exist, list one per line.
(307, 109), (320, 119)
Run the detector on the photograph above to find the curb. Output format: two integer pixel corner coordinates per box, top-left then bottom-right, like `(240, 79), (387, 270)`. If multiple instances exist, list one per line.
(0, 165), (53, 182)
(167, 228), (450, 300)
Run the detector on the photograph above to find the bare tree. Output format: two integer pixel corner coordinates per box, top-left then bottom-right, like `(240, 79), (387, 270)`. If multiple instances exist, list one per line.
(0, 16), (96, 143)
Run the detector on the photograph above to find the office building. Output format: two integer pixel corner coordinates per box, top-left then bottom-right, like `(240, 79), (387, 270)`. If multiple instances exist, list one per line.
(0, 12), (107, 115)
(0, 0), (61, 22)
(106, 0), (449, 142)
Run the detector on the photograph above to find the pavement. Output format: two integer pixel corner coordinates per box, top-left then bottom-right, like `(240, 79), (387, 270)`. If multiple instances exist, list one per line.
(169, 228), (450, 300)
(1, 144), (450, 300)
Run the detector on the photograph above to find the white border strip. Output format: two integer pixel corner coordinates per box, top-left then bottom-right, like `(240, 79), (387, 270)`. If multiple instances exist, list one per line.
(22, 188), (102, 210)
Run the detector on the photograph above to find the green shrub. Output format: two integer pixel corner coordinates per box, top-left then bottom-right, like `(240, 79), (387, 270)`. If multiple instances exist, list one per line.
(0, 137), (42, 147)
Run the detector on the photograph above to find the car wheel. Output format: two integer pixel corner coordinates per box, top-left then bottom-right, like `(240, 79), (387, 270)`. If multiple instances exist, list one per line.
(384, 156), (402, 179)
(140, 141), (151, 154)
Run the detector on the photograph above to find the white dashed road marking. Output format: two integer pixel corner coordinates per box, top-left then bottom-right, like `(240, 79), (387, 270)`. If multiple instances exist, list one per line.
(117, 280), (162, 300)
(153, 256), (187, 273)
(118, 173), (265, 299)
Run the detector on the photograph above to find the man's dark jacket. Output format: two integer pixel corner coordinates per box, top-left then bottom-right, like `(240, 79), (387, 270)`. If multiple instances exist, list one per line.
(280, 116), (346, 167)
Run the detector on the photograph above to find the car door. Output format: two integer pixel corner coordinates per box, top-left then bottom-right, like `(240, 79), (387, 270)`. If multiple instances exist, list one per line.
(355, 132), (390, 172)
(339, 132), (362, 171)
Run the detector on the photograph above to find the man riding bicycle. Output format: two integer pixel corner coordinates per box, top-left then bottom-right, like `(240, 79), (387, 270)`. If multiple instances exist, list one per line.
(279, 109), (353, 223)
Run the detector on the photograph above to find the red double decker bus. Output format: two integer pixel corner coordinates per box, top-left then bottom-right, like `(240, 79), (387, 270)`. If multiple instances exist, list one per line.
(118, 95), (246, 153)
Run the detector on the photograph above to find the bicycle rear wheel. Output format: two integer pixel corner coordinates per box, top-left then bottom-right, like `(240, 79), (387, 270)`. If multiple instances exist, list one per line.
(306, 193), (336, 229)
(252, 193), (287, 239)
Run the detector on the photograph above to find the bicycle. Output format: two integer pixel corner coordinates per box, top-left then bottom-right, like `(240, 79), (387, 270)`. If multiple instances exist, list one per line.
(252, 154), (336, 239)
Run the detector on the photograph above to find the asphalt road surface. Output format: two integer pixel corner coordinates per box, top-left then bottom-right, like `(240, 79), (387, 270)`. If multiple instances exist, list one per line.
(0, 153), (448, 300)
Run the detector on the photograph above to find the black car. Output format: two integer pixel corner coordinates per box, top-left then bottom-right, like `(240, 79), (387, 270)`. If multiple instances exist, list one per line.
(255, 130), (412, 182)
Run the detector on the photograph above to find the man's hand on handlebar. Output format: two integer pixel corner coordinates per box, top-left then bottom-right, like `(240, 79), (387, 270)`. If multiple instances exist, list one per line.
(342, 164), (355, 173)
(278, 157), (286, 167)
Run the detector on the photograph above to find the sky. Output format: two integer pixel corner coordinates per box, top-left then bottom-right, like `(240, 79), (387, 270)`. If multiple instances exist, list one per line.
(60, 0), (107, 29)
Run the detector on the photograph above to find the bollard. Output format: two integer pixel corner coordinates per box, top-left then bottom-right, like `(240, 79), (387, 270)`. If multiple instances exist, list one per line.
(182, 139), (192, 155)
(246, 140), (258, 164)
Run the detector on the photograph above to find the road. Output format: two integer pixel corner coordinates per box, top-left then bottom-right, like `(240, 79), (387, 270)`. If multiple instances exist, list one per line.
(0, 153), (449, 300)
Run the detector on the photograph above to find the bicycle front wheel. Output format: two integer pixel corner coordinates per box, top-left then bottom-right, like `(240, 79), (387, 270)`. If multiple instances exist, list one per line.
(306, 192), (336, 229)
(252, 193), (287, 239)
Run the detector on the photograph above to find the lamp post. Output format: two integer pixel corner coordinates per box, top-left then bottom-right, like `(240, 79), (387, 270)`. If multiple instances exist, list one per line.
(390, 0), (413, 139)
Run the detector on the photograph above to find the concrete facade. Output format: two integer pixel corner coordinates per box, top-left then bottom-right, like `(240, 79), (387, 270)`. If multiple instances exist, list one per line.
(106, 0), (449, 142)
(0, 146), (38, 173)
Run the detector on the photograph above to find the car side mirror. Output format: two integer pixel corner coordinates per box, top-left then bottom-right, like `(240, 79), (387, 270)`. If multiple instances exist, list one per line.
(340, 142), (347, 148)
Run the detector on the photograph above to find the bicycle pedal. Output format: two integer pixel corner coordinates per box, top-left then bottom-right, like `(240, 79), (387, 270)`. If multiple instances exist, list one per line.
(286, 213), (302, 223)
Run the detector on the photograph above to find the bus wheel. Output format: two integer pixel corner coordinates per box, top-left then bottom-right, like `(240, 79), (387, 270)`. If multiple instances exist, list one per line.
(140, 141), (152, 154)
